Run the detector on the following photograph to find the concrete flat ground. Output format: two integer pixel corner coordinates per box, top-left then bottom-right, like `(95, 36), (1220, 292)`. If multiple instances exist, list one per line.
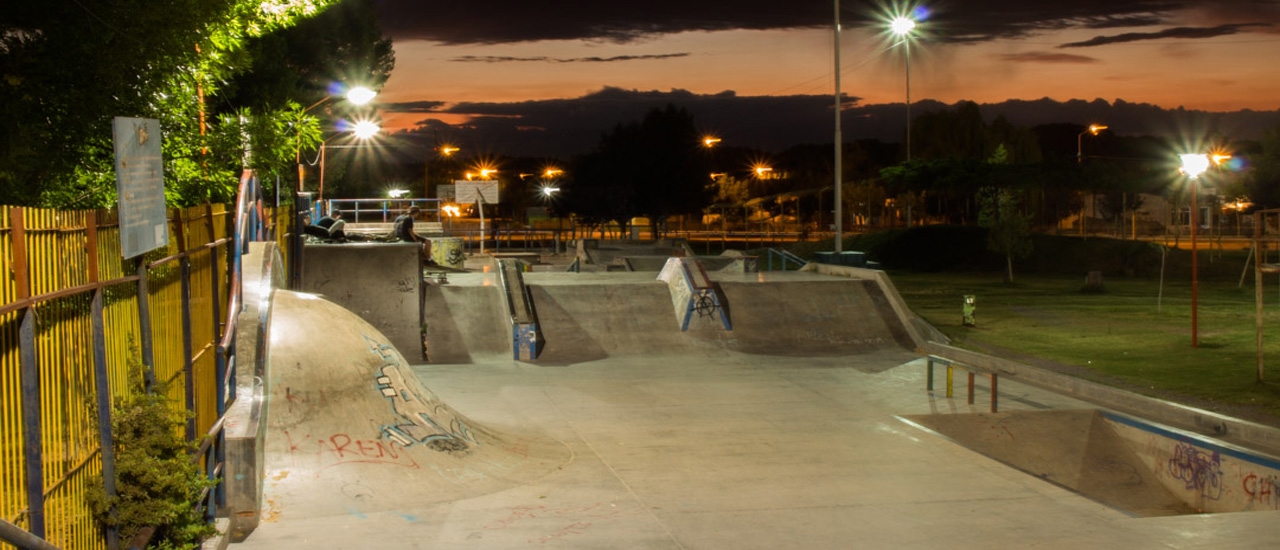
(236, 270), (1280, 549)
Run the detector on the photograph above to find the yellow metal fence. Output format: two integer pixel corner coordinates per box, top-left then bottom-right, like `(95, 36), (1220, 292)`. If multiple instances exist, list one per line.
(0, 204), (232, 549)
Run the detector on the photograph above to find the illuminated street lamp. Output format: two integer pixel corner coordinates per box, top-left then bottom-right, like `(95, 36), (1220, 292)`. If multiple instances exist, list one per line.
(703, 136), (722, 147)
(888, 12), (922, 227)
(754, 165), (773, 178)
(891, 15), (917, 162)
(1076, 124), (1107, 163)
(297, 85), (378, 190)
(1179, 152), (1229, 348)
(1076, 124), (1108, 236)
(425, 144), (459, 199)
(317, 119), (380, 202)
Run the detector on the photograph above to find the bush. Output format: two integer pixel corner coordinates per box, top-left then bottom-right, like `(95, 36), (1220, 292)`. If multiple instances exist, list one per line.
(87, 361), (216, 548)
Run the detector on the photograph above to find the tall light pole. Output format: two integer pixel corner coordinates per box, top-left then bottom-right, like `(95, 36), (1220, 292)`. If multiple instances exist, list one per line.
(891, 15), (918, 227)
(425, 145), (459, 199)
(318, 119), (380, 202)
(1076, 124), (1107, 163)
(1180, 153), (1210, 348)
(297, 85), (377, 191)
(833, 0), (843, 252)
(1076, 124), (1107, 236)
(891, 16), (916, 162)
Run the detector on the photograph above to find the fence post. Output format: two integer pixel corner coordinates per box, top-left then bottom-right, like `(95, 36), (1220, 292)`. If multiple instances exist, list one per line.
(175, 210), (196, 441)
(91, 290), (120, 549)
(9, 208), (44, 538)
(19, 309), (43, 539)
(135, 257), (157, 389)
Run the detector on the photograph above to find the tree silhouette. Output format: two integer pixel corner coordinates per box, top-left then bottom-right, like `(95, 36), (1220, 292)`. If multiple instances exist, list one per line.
(564, 105), (711, 239)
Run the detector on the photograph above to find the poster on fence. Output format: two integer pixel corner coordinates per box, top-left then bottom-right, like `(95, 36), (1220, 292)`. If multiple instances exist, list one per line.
(112, 116), (169, 259)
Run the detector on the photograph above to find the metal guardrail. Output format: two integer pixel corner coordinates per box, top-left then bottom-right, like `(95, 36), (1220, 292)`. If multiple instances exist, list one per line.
(764, 248), (808, 271)
(0, 170), (268, 550)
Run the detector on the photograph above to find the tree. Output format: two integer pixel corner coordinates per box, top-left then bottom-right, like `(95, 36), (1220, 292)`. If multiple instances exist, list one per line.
(1247, 124), (1280, 210)
(978, 145), (1034, 283)
(564, 105), (711, 239)
(0, 1), (357, 207)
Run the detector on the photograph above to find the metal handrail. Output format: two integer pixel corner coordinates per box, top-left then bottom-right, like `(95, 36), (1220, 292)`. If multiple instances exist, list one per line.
(765, 248), (808, 271)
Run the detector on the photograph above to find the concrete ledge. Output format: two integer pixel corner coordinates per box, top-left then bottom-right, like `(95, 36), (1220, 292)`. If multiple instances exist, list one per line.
(922, 341), (1280, 457)
(223, 242), (282, 541)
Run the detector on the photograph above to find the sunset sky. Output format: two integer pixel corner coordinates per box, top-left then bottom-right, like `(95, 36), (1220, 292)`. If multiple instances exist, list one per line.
(367, 0), (1280, 154)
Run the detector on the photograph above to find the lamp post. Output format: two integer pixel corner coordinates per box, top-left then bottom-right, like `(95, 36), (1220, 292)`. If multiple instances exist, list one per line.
(425, 145), (459, 200)
(317, 119), (380, 203)
(297, 85), (377, 191)
(891, 15), (919, 227)
(891, 16), (917, 162)
(1180, 153), (1211, 348)
(1076, 124), (1107, 163)
(833, 0), (843, 252)
(1075, 124), (1107, 236)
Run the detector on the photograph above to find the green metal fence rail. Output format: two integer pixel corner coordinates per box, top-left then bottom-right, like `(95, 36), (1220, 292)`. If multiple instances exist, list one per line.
(0, 170), (291, 549)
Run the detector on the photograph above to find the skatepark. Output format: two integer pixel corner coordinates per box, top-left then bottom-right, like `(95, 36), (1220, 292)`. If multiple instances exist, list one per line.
(223, 240), (1280, 549)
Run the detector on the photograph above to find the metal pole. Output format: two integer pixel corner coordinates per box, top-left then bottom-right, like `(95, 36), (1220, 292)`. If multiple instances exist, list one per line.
(1256, 212), (1265, 382)
(904, 39), (911, 163)
(1191, 177), (1199, 348)
(833, 0), (843, 253)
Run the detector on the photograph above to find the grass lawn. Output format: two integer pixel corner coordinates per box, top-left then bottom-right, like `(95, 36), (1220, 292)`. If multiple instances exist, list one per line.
(888, 268), (1280, 423)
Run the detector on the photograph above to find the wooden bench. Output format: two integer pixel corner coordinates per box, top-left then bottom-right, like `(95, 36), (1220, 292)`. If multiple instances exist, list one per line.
(926, 355), (999, 412)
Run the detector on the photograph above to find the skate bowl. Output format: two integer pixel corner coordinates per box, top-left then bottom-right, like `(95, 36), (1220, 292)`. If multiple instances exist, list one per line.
(258, 290), (572, 523)
(903, 409), (1280, 516)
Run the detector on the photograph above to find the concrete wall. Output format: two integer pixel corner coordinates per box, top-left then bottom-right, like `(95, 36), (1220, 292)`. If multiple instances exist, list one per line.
(224, 241), (283, 541)
(1106, 412), (1280, 513)
(300, 243), (425, 362)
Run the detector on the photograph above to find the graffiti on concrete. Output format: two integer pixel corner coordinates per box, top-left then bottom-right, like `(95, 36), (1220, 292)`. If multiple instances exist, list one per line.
(1167, 442), (1224, 500)
(1243, 473), (1280, 510)
(283, 429), (420, 473)
(364, 334), (477, 452)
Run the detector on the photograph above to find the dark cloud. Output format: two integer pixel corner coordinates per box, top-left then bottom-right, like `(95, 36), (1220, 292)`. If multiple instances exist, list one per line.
(1060, 22), (1270, 47)
(999, 52), (1099, 63)
(384, 99), (446, 113)
(381, 87), (1280, 159)
(371, 1), (1278, 46)
(451, 53), (690, 63)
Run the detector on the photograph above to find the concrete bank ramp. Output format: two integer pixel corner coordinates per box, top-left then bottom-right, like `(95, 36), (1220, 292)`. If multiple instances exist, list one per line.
(904, 410), (1193, 517)
(528, 278), (915, 365)
(260, 290), (571, 522)
(422, 283), (510, 363)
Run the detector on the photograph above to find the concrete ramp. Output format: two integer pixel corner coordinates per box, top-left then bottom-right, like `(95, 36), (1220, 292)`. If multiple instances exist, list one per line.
(525, 277), (914, 365)
(421, 283), (510, 364)
(903, 410), (1194, 517)
(260, 291), (571, 522)
(301, 243), (425, 361)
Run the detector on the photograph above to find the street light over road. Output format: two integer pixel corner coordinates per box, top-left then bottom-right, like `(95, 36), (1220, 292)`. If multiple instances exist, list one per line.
(1077, 124), (1107, 163)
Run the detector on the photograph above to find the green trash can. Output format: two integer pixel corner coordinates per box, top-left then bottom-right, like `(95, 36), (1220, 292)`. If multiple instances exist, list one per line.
(963, 295), (976, 327)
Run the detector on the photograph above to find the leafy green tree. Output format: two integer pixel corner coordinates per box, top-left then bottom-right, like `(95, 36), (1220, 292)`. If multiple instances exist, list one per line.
(978, 145), (1034, 283)
(0, 0), (351, 207)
